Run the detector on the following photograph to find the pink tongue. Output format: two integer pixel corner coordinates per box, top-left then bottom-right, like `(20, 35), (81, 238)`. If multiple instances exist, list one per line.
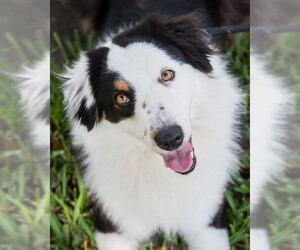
(162, 142), (194, 173)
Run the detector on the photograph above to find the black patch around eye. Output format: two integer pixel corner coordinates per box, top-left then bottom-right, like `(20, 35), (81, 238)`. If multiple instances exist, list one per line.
(84, 47), (135, 127)
(71, 47), (136, 131)
(107, 89), (135, 123)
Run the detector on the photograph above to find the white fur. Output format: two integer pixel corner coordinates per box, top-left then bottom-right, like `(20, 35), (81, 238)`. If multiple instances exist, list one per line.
(250, 54), (289, 210)
(250, 229), (270, 250)
(18, 53), (50, 149)
(250, 54), (290, 250)
(188, 228), (230, 250)
(95, 232), (139, 250)
(63, 35), (241, 249)
(62, 55), (95, 118)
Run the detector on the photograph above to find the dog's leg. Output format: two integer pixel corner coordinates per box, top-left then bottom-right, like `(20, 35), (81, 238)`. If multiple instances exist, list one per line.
(187, 198), (230, 250)
(250, 229), (270, 250)
(187, 228), (230, 250)
(93, 203), (139, 250)
(95, 232), (139, 250)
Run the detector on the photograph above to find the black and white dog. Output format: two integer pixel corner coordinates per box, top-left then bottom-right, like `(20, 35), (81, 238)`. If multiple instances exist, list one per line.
(62, 0), (247, 249)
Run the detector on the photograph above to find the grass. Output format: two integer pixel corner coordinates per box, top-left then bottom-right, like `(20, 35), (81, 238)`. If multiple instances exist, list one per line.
(0, 32), (49, 249)
(50, 31), (250, 250)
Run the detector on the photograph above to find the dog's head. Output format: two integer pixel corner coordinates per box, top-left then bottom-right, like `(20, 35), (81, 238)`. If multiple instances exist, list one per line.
(63, 13), (215, 174)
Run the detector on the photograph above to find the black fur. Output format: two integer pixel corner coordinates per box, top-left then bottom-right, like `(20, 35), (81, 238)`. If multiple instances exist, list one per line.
(93, 202), (119, 233)
(71, 145), (88, 174)
(251, 199), (267, 229)
(209, 197), (228, 229)
(99, 0), (243, 33)
(113, 13), (213, 73)
(75, 47), (136, 131)
(83, 0), (249, 47)
(75, 98), (98, 132)
(75, 0), (250, 131)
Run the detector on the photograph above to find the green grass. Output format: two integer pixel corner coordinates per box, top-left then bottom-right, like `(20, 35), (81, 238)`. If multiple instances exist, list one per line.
(50, 31), (250, 249)
(0, 32), (49, 249)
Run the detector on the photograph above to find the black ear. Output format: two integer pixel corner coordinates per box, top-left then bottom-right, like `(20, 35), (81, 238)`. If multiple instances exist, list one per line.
(62, 48), (109, 132)
(152, 12), (213, 73)
(113, 12), (213, 73)
(75, 98), (98, 132)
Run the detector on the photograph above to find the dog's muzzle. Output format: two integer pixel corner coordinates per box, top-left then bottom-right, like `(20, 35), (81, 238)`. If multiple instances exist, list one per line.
(154, 126), (196, 174)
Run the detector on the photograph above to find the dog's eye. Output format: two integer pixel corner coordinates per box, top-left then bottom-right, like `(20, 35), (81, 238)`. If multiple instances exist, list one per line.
(115, 94), (130, 105)
(161, 69), (175, 82)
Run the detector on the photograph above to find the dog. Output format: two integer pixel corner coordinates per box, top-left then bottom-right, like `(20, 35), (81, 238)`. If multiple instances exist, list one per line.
(62, 0), (247, 249)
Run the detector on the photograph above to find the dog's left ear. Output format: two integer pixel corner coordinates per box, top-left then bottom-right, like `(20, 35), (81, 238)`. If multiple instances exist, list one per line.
(153, 12), (213, 73)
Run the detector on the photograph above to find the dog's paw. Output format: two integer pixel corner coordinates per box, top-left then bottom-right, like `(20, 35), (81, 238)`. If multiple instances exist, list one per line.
(188, 228), (230, 250)
(95, 232), (138, 250)
(250, 229), (270, 250)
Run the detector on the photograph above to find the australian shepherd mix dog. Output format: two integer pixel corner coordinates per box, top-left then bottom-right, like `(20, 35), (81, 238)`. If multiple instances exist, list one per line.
(62, 0), (248, 249)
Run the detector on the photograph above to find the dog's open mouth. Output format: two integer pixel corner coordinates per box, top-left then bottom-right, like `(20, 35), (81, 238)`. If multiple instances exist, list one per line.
(162, 139), (196, 174)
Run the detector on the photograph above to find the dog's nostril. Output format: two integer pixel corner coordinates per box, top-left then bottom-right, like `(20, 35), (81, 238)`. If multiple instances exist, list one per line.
(175, 136), (181, 143)
(154, 125), (184, 151)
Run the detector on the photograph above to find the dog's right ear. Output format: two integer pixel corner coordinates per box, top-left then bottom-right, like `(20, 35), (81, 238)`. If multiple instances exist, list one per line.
(61, 53), (97, 131)
(61, 48), (109, 131)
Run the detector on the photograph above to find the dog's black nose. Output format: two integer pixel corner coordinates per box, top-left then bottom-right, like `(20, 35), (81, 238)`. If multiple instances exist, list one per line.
(154, 125), (184, 151)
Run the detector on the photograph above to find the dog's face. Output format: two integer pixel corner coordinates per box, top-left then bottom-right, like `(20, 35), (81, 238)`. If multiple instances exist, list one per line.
(63, 13), (214, 174)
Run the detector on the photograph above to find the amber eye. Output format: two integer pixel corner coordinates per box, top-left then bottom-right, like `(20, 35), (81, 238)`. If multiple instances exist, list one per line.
(161, 69), (175, 82)
(115, 94), (130, 105)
